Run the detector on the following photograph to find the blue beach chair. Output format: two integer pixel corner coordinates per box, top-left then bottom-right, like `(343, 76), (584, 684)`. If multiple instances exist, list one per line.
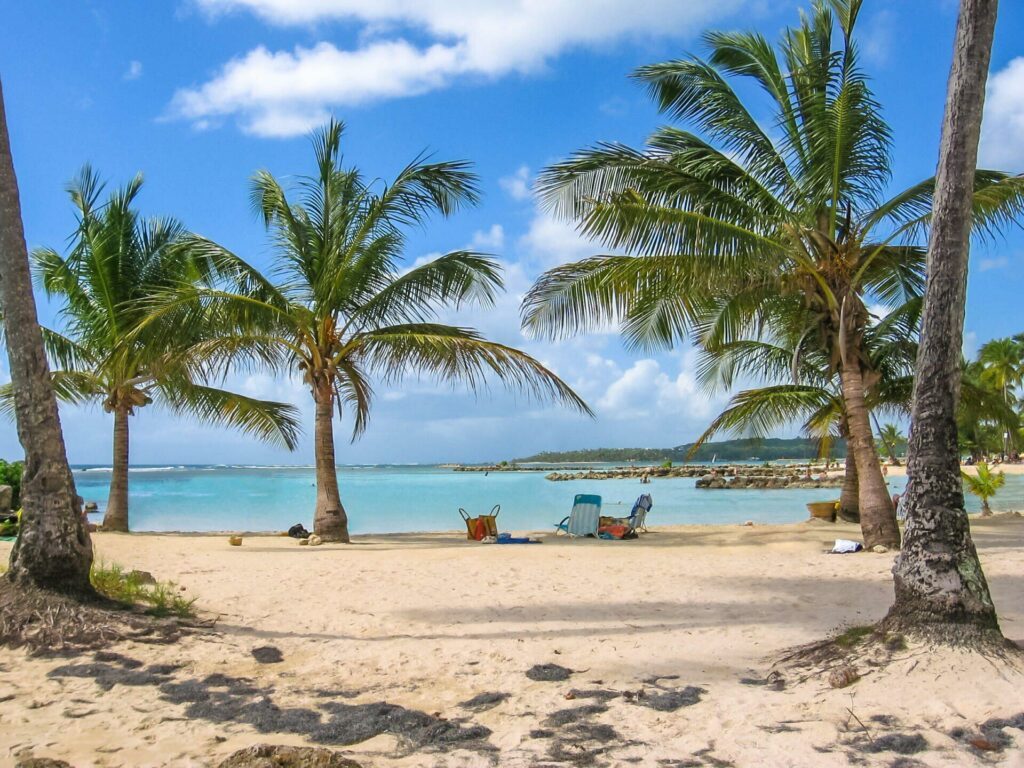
(555, 494), (602, 537)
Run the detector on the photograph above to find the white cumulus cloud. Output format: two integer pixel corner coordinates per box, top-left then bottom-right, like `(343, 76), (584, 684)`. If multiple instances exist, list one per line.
(980, 57), (1024, 171)
(499, 165), (532, 201)
(177, 0), (750, 136)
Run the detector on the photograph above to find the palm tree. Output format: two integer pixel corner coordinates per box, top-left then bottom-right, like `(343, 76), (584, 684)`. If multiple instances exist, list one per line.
(691, 297), (918, 522)
(0, 78), (93, 592)
(522, 0), (1024, 550)
(876, 422), (907, 465)
(962, 462), (1004, 516)
(958, 358), (1019, 460)
(158, 120), (590, 542)
(888, 0), (1002, 643)
(977, 337), (1022, 455)
(8, 167), (302, 532)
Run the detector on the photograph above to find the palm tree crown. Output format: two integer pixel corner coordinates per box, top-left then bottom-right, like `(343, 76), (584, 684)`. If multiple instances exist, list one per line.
(2, 167), (301, 531)
(521, 0), (1024, 549)
(162, 120), (590, 541)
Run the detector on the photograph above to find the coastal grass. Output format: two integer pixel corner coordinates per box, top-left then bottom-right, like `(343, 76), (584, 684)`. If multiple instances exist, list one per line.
(90, 562), (197, 619)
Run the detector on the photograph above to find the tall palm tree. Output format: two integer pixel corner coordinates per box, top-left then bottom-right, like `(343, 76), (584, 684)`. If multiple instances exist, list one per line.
(522, 0), (1024, 549)
(6, 167), (302, 532)
(957, 358), (1018, 459)
(159, 120), (590, 542)
(0, 78), (93, 592)
(888, 0), (1002, 643)
(977, 336), (1022, 455)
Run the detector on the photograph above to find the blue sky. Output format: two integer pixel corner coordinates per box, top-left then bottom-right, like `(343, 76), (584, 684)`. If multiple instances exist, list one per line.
(1, 0), (1023, 465)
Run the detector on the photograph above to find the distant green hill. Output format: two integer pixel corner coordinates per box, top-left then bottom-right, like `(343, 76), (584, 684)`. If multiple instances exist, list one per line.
(514, 437), (846, 464)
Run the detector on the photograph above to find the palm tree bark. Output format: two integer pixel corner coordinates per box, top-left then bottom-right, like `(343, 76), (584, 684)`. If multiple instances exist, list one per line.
(101, 406), (130, 532)
(838, 450), (860, 523)
(887, 0), (1001, 643)
(312, 383), (349, 542)
(840, 358), (900, 548)
(0, 79), (93, 592)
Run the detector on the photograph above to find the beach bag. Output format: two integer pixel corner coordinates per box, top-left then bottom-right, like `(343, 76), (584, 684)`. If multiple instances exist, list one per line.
(598, 524), (629, 540)
(460, 505), (500, 541)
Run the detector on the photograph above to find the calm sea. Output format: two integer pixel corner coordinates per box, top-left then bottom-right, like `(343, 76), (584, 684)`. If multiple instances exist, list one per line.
(69, 464), (1018, 535)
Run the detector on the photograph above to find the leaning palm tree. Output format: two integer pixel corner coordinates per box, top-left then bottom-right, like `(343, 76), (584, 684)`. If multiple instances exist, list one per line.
(0, 78), (93, 592)
(161, 120), (590, 542)
(6, 167), (302, 532)
(522, 0), (1024, 549)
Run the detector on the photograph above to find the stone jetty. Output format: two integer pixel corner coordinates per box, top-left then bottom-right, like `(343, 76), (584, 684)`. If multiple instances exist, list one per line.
(542, 463), (843, 490)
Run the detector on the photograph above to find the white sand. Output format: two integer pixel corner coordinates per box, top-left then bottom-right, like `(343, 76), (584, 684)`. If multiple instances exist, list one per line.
(2, 517), (1023, 767)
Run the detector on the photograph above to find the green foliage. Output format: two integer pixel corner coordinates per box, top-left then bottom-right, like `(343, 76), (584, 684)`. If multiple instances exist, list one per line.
(834, 625), (875, 648)
(962, 462), (1005, 514)
(0, 459), (22, 508)
(516, 437), (847, 463)
(0, 167), (301, 453)
(522, 1), (1023, 470)
(660, 460), (673, 469)
(90, 562), (197, 618)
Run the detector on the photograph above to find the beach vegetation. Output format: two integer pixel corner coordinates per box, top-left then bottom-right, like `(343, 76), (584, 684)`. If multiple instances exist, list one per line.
(0, 459), (23, 508)
(90, 562), (197, 618)
(0, 167), (302, 532)
(962, 462), (1005, 516)
(522, 0), (1024, 551)
(151, 120), (591, 542)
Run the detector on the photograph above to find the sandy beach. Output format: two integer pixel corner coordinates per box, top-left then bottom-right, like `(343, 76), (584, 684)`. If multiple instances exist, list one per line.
(1, 517), (1022, 767)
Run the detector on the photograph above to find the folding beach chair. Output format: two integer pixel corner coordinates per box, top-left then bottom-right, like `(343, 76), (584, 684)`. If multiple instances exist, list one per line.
(555, 494), (601, 538)
(628, 493), (653, 533)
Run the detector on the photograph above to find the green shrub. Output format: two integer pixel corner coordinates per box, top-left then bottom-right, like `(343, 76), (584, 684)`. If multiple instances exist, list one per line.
(0, 459), (23, 509)
(661, 460), (673, 469)
(91, 562), (197, 619)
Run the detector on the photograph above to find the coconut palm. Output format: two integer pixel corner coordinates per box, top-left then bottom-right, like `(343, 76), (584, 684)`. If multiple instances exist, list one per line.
(522, 0), (1024, 549)
(3, 167), (302, 532)
(691, 296), (919, 521)
(962, 462), (1004, 517)
(876, 422), (906, 465)
(977, 337), (1023, 455)
(0, 79), (93, 592)
(158, 120), (590, 542)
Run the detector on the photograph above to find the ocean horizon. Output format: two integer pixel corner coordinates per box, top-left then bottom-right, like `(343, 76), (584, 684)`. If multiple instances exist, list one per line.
(66, 462), (1018, 535)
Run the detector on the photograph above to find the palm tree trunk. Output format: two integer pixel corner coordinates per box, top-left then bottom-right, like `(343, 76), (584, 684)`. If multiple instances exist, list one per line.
(838, 450), (860, 523)
(312, 383), (349, 542)
(101, 406), (130, 532)
(887, 0), (1001, 643)
(840, 358), (900, 548)
(0, 79), (93, 593)
(981, 499), (992, 517)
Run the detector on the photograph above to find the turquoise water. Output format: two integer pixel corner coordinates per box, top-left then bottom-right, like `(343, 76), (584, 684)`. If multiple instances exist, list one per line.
(70, 464), (1020, 534)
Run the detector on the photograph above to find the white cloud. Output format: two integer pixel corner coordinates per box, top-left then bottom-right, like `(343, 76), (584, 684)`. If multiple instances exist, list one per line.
(471, 223), (505, 250)
(597, 357), (717, 421)
(177, 0), (750, 135)
(123, 60), (143, 80)
(518, 210), (602, 271)
(978, 255), (1009, 272)
(499, 165), (532, 201)
(980, 57), (1024, 171)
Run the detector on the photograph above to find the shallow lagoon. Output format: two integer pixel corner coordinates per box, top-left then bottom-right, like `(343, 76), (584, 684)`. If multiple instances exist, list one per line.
(71, 464), (1020, 534)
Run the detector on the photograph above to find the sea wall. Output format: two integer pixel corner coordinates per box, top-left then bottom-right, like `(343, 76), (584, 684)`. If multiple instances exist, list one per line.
(542, 464), (842, 489)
